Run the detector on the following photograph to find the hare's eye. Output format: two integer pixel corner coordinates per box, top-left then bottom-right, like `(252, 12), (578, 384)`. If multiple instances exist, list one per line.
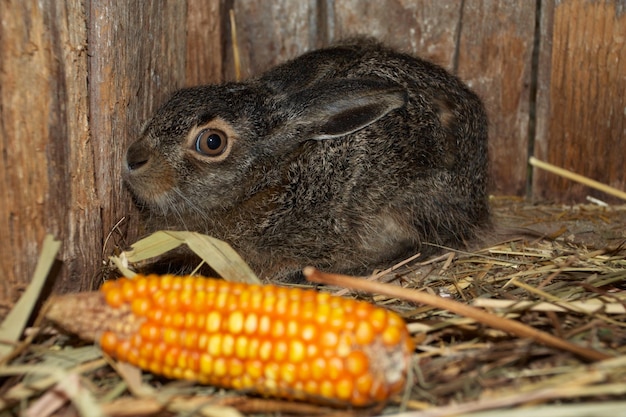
(195, 129), (227, 156)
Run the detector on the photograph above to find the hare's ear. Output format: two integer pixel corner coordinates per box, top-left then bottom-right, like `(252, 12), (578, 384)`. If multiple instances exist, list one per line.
(289, 79), (408, 139)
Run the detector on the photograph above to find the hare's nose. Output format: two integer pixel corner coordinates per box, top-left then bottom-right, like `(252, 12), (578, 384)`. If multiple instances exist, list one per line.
(125, 141), (150, 171)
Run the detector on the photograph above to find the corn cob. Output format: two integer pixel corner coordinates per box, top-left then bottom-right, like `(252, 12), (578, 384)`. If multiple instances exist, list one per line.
(46, 274), (413, 407)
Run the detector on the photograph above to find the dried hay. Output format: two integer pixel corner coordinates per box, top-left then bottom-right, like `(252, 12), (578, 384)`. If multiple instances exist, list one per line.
(1, 198), (625, 416)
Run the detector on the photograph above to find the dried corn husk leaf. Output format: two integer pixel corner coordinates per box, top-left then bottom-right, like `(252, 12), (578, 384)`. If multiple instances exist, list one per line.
(109, 230), (260, 284)
(0, 235), (60, 361)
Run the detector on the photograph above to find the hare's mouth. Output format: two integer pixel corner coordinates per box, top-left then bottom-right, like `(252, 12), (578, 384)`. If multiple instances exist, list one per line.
(127, 185), (174, 210)
(123, 166), (178, 210)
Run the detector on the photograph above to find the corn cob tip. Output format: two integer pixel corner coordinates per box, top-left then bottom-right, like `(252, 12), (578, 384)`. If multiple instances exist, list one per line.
(46, 292), (138, 342)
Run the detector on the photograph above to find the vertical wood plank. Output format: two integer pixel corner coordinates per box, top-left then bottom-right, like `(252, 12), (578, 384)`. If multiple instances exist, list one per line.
(59, 1), (98, 293)
(534, 0), (555, 201)
(457, 1), (536, 197)
(534, 0), (626, 203)
(186, 0), (225, 86)
(223, 0), (319, 80)
(331, 1), (462, 69)
(88, 1), (188, 291)
(0, 0), (91, 302)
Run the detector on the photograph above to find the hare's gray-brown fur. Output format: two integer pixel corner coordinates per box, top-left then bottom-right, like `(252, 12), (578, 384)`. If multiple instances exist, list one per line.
(123, 39), (489, 281)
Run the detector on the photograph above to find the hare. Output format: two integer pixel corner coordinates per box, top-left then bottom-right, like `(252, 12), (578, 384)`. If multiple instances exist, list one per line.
(123, 38), (489, 281)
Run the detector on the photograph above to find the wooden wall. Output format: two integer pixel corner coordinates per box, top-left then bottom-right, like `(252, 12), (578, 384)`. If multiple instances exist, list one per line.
(1, 0), (625, 302)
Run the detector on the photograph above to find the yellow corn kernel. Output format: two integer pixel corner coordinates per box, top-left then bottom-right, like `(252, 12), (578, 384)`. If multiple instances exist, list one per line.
(46, 274), (414, 407)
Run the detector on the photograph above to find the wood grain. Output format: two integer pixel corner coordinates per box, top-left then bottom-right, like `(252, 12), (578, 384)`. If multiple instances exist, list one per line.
(457, 1), (536, 197)
(534, 0), (626, 203)
(223, 0), (318, 80)
(87, 2), (188, 292)
(0, 1), (90, 301)
(331, 1), (462, 69)
(186, 0), (225, 85)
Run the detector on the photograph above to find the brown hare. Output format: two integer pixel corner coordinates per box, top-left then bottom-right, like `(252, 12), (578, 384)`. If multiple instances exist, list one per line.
(123, 38), (490, 281)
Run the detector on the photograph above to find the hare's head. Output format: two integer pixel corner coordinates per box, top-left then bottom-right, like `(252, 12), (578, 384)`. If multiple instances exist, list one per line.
(123, 79), (407, 218)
